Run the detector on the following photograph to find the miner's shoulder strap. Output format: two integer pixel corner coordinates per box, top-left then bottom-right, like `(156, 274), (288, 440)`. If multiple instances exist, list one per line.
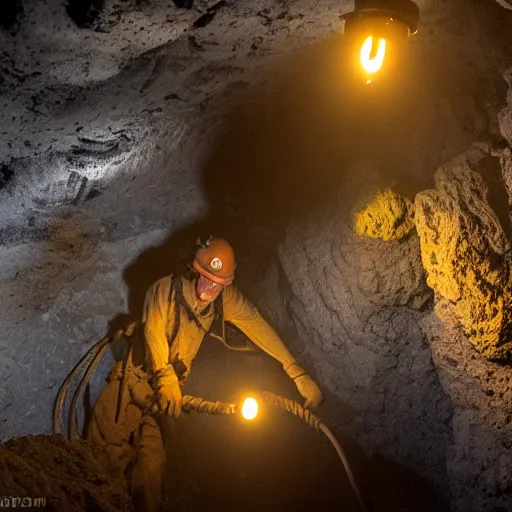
(167, 274), (181, 345)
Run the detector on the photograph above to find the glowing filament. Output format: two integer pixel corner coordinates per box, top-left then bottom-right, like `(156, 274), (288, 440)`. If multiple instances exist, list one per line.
(241, 397), (258, 420)
(360, 36), (386, 74)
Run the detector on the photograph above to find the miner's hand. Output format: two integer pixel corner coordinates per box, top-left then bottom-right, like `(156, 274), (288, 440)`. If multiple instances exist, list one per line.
(294, 374), (323, 409)
(284, 362), (324, 409)
(151, 365), (182, 418)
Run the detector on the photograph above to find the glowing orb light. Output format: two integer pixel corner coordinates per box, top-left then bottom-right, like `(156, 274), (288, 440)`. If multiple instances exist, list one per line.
(241, 397), (258, 420)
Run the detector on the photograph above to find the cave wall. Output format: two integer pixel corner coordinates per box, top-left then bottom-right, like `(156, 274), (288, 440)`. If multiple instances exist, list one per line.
(270, 141), (512, 511)
(255, 5), (512, 510)
(0, 0), (512, 511)
(266, 56), (512, 512)
(414, 142), (512, 511)
(274, 170), (454, 502)
(422, 314), (512, 512)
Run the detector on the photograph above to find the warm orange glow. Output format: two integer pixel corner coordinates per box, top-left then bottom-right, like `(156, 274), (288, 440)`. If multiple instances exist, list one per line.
(360, 36), (386, 74)
(241, 397), (258, 420)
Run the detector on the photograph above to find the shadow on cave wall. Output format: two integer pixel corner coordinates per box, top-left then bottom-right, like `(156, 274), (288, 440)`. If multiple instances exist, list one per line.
(66, 0), (105, 28)
(0, 0), (23, 30)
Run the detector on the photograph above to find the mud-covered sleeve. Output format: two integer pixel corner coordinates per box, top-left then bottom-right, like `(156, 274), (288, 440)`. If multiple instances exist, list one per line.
(142, 275), (172, 372)
(223, 285), (296, 367)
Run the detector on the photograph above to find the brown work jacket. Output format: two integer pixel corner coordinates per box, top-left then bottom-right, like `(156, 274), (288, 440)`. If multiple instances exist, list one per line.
(142, 274), (296, 380)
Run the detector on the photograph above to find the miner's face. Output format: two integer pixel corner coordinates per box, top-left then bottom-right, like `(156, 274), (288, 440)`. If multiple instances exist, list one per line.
(196, 274), (223, 303)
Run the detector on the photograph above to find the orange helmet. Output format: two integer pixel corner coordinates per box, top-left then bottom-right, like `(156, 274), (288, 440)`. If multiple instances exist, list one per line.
(193, 236), (236, 285)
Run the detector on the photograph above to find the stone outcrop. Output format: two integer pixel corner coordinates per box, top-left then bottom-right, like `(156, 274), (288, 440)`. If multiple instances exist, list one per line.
(276, 185), (452, 503)
(422, 314), (512, 512)
(415, 143), (512, 360)
(276, 141), (512, 511)
(352, 188), (415, 241)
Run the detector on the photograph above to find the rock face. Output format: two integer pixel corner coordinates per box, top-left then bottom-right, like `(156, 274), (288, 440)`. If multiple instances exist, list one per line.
(274, 142), (512, 511)
(352, 188), (415, 241)
(415, 143), (512, 360)
(413, 143), (512, 511)
(0, 0), (348, 243)
(422, 315), (512, 512)
(276, 184), (453, 503)
(0, 435), (133, 511)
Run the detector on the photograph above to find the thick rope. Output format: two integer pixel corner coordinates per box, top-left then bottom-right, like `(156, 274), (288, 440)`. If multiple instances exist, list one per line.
(53, 335), (110, 436)
(181, 396), (236, 415)
(261, 390), (321, 429)
(319, 423), (367, 511)
(54, 321), (140, 439)
(68, 337), (111, 440)
(132, 394), (236, 416)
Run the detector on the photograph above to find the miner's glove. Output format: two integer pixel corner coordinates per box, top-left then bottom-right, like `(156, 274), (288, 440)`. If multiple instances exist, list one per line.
(150, 365), (182, 419)
(285, 362), (323, 409)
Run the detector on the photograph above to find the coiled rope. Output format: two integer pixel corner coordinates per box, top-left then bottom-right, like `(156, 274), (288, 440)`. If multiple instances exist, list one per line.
(53, 321), (140, 439)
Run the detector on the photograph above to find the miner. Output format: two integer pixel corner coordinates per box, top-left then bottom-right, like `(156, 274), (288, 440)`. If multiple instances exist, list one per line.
(87, 236), (323, 511)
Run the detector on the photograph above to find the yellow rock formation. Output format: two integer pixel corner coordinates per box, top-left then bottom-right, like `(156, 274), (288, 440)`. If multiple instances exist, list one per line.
(353, 188), (415, 241)
(415, 146), (512, 360)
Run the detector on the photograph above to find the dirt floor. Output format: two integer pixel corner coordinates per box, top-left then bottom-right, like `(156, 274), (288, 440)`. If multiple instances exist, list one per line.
(0, 435), (133, 511)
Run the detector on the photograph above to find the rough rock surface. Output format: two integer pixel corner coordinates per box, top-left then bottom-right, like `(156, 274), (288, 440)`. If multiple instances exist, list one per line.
(276, 181), (452, 503)
(0, 435), (133, 511)
(352, 188), (415, 241)
(415, 143), (512, 360)
(0, 0), (347, 244)
(273, 141), (512, 510)
(421, 315), (512, 512)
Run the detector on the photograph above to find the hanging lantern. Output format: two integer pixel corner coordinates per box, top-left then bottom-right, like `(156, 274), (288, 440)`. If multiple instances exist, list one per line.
(342, 0), (419, 83)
